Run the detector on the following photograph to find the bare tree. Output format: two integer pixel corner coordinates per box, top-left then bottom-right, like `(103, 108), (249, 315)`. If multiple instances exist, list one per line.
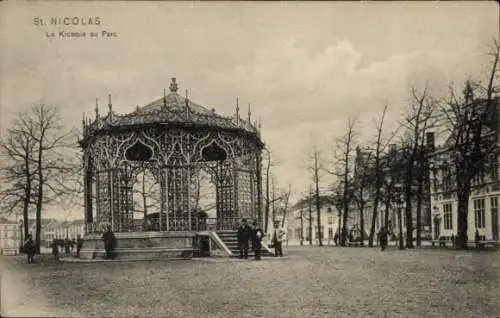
(352, 146), (373, 246)
(367, 104), (391, 247)
(263, 148), (279, 233)
(0, 118), (37, 244)
(401, 84), (436, 248)
(440, 40), (499, 248)
(280, 184), (292, 228)
(330, 117), (357, 246)
(0, 104), (73, 253)
(308, 185), (313, 245)
(308, 145), (324, 246)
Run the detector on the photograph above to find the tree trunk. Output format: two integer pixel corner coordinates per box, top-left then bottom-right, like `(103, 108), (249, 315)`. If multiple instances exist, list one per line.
(398, 204), (405, 249)
(308, 198), (313, 245)
(369, 166), (382, 247)
(456, 190), (470, 249)
(405, 167), (414, 248)
(359, 202), (365, 246)
(264, 155), (270, 233)
(415, 178), (423, 247)
(300, 209), (304, 246)
(369, 191), (380, 247)
(315, 166), (323, 247)
(404, 190), (414, 248)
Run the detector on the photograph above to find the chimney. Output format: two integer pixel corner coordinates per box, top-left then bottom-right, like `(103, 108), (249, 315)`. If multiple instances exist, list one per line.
(426, 132), (435, 152)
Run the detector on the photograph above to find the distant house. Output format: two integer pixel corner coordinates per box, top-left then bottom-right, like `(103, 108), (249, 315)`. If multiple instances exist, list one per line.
(22, 218), (85, 248)
(285, 204), (341, 245)
(0, 218), (22, 255)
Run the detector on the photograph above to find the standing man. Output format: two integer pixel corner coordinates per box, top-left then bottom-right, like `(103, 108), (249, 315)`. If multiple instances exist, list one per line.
(102, 225), (117, 259)
(272, 221), (285, 257)
(251, 220), (264, 260)
(379, 226), (388, 251)
(237, 219), (250, 259)
(23, 234), (36, 264)
(76, 235), (84, 258)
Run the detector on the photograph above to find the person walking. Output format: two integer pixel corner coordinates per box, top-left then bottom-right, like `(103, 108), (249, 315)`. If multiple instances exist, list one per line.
(237, 219), (250, 259)
(23, 234), (36, 264)
(251, 221), (264, 260)
(272, 221), (285, 257)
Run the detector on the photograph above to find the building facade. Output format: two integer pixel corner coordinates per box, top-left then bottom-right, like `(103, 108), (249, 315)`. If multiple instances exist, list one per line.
(0, 219), (22, 254)
(429, 148), (499, 241)
(285, 206), (341, 245)
(429, 97), (499, 241)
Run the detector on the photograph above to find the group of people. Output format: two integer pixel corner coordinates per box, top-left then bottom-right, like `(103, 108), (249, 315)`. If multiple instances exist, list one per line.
(237, 219), (286, 260)
(50, 235), (85, 260)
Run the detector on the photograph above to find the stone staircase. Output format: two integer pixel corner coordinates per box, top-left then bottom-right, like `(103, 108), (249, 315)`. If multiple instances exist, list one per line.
(216, 231), (275, 257)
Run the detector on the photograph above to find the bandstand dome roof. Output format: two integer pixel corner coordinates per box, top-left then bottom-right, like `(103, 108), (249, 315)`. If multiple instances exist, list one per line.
(81, 77), (261, 142)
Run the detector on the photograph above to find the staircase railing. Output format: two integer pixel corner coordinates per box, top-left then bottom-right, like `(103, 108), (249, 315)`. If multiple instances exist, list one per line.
(208, 232), (233, 256)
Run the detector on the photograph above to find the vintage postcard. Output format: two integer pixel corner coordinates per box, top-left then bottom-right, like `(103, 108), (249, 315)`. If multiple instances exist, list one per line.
(0, 1), (499, 317)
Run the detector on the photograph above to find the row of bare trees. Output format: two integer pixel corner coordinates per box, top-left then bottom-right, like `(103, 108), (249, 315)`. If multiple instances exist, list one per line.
(0, 104), (79, 253)
(294, 39), (499, 249)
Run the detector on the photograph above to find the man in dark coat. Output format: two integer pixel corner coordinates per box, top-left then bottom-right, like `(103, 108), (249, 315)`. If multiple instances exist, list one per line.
(102, 226), (117, 259)
(51, 239), (60, 261)
(23, 234), (36, 264)
(251, 220), (264, 260)
(379, 226), (388, 251)
(76, 235), (84, 258)
(237, 219), (250, 259)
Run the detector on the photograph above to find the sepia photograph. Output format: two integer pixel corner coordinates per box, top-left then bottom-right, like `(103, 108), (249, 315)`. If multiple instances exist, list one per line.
(0, 1), (499, 317)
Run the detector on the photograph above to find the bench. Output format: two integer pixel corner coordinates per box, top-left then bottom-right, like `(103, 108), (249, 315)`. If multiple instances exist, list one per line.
(476, 240), (500, 249)
(347, 241), (362, 247)
(431, 236), (451, 247)
(1, 248), (18, 256)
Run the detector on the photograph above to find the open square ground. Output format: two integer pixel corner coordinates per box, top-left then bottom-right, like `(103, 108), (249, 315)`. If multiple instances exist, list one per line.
(1, 246), (499, 317)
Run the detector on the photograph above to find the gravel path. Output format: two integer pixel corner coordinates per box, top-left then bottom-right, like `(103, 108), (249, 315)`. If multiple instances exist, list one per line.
(1, 246), (499, 317)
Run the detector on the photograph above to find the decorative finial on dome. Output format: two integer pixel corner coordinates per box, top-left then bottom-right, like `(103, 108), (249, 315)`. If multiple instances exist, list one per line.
(258, 116), (262, 131)
(169, 77), (178, 93)
(95, 98), (99, 119)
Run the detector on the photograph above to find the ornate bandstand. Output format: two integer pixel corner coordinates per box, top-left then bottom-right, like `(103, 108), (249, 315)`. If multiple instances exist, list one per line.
(78, 78), (264, 259)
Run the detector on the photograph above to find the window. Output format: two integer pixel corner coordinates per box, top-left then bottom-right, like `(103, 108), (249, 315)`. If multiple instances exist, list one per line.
(442, 167), (453, 192)
(328, 216), (333, 225)
(328, 227), (333, 238)
(443, 203), (453, 230)
(474, 199), (485, 229)
(295, 227), (301, 239)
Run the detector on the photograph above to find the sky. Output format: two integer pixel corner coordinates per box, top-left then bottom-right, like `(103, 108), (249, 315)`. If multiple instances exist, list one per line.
(0, 1), (498, 220)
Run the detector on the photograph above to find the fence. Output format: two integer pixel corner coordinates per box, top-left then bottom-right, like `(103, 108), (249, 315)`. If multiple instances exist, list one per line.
(86, 216), (240, 233)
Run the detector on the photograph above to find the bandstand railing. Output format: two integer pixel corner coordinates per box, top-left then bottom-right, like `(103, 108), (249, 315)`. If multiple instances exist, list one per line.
(85, 216), (240, 234)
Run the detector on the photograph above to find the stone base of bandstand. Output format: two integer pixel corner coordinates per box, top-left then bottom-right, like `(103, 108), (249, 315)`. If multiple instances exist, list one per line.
(79, 231), (197, 261)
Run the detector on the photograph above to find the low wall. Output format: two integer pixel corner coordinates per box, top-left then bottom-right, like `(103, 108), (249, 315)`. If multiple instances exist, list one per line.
(79, 231), (196, 260)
